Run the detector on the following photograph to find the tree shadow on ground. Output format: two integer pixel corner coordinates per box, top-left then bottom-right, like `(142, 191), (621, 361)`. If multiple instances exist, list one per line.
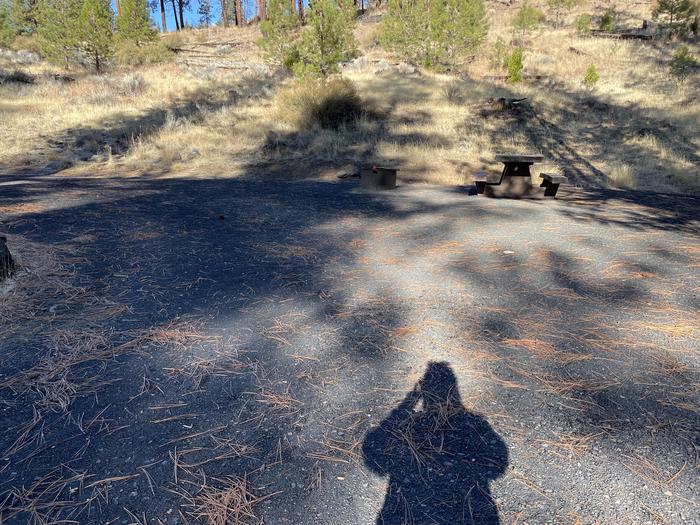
(363, 361), (508, 525)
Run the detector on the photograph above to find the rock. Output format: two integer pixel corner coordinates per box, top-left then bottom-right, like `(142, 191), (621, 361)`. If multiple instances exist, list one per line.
(396, 62), (416, 75)
(342, 56), (370, 72)
(1, 237), (16, 281)
(373, 59), (394, 74)
(215, 44), (233, 55)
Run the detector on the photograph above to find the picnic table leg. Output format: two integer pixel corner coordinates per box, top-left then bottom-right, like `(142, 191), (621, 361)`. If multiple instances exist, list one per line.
(542, 181), (560, 197)
(475, 181), (487, 194)
(499, 162), (531, 184)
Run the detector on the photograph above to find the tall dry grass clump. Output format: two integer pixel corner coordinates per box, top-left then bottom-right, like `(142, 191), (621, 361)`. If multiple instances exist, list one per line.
(275, 77), (366, 130)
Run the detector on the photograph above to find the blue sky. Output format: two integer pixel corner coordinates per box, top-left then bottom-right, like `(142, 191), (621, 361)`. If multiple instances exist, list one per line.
(111, 0), (258, 32)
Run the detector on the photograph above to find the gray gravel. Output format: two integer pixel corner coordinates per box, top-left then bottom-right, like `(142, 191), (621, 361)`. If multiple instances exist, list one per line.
(0, 176), (698, 525)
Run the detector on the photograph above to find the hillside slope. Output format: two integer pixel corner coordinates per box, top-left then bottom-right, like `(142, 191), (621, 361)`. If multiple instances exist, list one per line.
(0, 1), (698, 192)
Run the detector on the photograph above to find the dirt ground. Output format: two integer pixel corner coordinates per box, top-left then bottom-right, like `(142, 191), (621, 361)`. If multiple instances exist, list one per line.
(1, 172), (699, 524)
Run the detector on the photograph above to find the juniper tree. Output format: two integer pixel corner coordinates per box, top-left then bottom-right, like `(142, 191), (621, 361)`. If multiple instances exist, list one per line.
(115, 0), (155, 43)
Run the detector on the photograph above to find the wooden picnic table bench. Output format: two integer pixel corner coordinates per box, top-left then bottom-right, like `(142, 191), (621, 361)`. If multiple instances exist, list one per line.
(473, 154), (567, 198)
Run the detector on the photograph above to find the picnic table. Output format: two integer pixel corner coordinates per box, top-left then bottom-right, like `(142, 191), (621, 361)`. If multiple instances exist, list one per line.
(473, 154), (567, 198)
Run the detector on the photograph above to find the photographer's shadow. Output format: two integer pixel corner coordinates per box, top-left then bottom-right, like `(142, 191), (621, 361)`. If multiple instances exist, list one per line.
(363, 362), (509, 525)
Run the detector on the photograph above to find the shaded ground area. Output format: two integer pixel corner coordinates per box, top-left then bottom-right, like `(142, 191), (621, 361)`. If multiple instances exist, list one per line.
(0, 174), (699, 524)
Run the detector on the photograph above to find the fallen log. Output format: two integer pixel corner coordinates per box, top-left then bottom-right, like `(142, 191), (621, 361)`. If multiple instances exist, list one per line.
(0, 236), (15, 280)
(590, 30), (653, 40)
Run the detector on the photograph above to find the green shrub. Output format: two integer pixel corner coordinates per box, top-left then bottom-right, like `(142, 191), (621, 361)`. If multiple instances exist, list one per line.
(574, 13), (591, 33)
(505, 48), (524, 83)
(547, 0), (577, 27)
(115, 40), (173, 66)
(0, 4), (13, 48)
(381, 0), (488, 70)
(258, 0), (300, 68)
(115, 0), (156, 44)
(276, 77), (366, 130)
(161, 31), (185, 51)
(583, 63), (599, 87)
(599, 7), (615, 30)
(670, 45), (699, 79)
(297, 0), (357, 76)
(490, 37), (508, 70)
(513, 1), (546, 33)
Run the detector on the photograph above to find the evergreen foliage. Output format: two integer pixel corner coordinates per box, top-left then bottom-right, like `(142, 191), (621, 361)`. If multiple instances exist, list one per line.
(547, 0), (576, 27)
(583, 63), (599, 87)
(78, 0), (113, 71)
(505, 47), (523, 83)
(0, 2), (13, 47)
(653, 0), (699, 36)
(381, 0), (487, 69)
(513, 1), (545, 33)
(10, 0), (39, 34)
(670, 45), (699, 79)
(258, 0), (300, 67)
(574, 13), (590, 33)
(297, 0), (356, 75)
(598, 7), (615, 30)
(36, 0), (82, 65)
(37, 0), (114, 71)
(115, 0), (155, 43)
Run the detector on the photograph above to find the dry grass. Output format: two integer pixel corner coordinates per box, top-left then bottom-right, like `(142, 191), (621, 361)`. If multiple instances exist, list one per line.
(186, 475), (272, 525)
(0, 3), (697, 191)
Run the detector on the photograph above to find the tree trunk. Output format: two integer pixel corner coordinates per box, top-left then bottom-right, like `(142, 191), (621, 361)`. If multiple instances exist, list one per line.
(235, 0), (243, 26)
(290, 0), (295, 14)
(221, 0), (229, 26)
(115, 0), (121, 16)
(170, 0), (180, 30)
(259, 0), (266, 20)
(160, 0), (167, 31)
(0, 236), (15, 281)
(297, 0), (303, 21)
(178, 0), (185, 29)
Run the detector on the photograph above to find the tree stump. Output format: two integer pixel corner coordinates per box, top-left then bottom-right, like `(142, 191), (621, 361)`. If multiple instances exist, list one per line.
(1, 236), (15, 280)
(361, 166), (398, 190)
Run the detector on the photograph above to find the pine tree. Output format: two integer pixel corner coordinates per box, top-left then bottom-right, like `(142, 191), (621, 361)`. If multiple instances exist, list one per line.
(234, 0), (242, 25)
(78, 0), (113, 71)
(36, 0), (83, 66)
(259, 0), (299, 65)
(220, 0), (227, 26)
(653, 0), (698, 36)
(198, 0), (211, 25)
(298, 0), (357, 75)
(116, 0), (155, 42)
(381, 0), (487, 69)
